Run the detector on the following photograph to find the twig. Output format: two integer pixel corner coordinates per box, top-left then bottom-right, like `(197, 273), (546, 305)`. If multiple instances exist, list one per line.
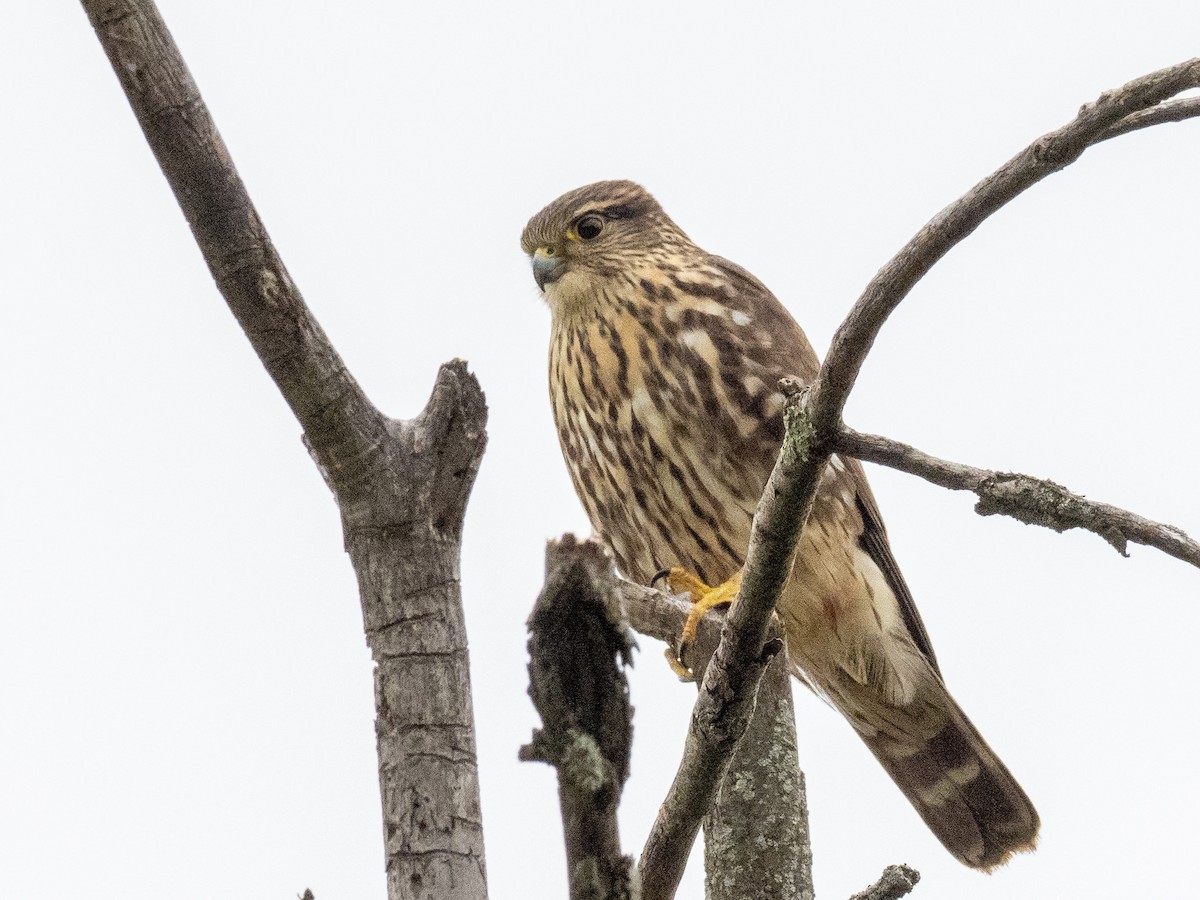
(618, 580), (721, 652)
(523, 536), (638, 900)
(849, 864), (920, 900)
(1097, 95), (1200, 143)
(837, 429), (1200, 568)
(811, 59), (1200, 443)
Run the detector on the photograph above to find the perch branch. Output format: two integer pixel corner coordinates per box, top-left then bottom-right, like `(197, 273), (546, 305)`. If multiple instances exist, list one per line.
(635, 59), (1200, 899)
(618, 581), (721, 652)
(523, 536), (638, 900)
(837, 429), (1200, 568)
(638, 383), (819, 900)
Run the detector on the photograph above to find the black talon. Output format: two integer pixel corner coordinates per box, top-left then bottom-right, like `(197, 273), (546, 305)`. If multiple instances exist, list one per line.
(675, 638), (696, 682)
(651, 567), (672, 588)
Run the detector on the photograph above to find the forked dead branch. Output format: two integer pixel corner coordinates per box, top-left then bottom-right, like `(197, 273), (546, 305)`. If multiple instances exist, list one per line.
(82, 2), (489, 897)
(78, 1), (1199, 895)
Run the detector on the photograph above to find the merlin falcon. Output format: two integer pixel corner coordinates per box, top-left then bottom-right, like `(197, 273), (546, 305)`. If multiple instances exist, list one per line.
(521, 180), (1039, 870)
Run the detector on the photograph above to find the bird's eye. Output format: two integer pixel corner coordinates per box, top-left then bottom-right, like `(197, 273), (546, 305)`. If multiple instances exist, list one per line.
(576, 215), (604, 241)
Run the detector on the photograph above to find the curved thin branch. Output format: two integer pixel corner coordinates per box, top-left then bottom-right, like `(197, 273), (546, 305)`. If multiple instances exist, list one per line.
(635, 59), (1200, 899)
(1097, 95), (1200, 143)
(837, 429), (1200, 568)
(811, 59), (1200, 443)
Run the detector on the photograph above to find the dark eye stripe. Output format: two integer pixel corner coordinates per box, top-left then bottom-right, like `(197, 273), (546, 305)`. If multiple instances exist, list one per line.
(601, 203), (640, 220)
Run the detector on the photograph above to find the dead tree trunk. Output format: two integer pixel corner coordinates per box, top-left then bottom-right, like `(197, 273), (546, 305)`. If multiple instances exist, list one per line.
(82, 3), (489, 897)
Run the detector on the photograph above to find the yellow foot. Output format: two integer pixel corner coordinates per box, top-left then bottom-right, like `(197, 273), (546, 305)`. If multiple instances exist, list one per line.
(657, 567), (742, 681)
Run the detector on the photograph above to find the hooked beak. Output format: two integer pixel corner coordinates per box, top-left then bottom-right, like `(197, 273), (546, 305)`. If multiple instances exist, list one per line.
(531, 247), (567, 290)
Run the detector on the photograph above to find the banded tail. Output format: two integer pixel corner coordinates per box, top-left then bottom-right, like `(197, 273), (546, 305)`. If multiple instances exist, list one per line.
(860, 685), (1039, 870)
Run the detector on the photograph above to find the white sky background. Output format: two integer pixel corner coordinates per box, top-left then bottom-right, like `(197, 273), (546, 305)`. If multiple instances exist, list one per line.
(3, 2), (1199, 898)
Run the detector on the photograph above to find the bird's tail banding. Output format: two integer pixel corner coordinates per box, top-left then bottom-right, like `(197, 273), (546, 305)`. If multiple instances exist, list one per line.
(860, 688), (1039, 870)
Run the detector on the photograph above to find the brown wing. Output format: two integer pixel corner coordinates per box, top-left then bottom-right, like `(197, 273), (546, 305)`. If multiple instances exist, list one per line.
(708, 253), (940, 676)
(847, 457), (942, 677)
(702, 248), (1037, 870)
(706, 254), (822, 384)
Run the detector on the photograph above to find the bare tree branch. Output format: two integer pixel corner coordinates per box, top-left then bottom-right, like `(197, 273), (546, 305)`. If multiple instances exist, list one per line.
(82, 0), (387, 501)
(703, 647), (813, 900)
(849, 865), (921, 900)
(618, 581), (727, 654)
(1097, 95), (1200, 143)
(638, 383), (817, 900)
(837, 429), (1200, 568)
(635, 59), (1200, 899)
(82, 3), (489, 898)
(522, 536), (638, 900)
(620, 578), (814, 899)
(811, 59), (1200, 444)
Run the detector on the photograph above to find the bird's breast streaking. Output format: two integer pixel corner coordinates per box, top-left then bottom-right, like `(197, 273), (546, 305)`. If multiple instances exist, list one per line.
(547, 260), (785, 587)
(523, 179), (1039, 871)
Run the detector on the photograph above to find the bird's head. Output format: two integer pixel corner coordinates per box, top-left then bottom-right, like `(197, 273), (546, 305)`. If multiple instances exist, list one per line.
(521, 180), (693, 315)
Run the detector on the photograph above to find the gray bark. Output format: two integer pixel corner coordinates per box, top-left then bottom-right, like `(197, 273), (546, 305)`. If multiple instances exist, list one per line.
(848, 865), (920, 900)
(81, 3), (489, 897)
(836, 428), (1200, 568)
(703, 648), (812, 900)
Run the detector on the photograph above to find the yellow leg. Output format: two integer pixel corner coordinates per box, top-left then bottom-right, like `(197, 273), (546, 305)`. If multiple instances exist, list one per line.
(661, 567), (742, 681)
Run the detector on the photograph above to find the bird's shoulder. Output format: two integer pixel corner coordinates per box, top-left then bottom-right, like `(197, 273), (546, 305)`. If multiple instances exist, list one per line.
(700, 253), (822, 385)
